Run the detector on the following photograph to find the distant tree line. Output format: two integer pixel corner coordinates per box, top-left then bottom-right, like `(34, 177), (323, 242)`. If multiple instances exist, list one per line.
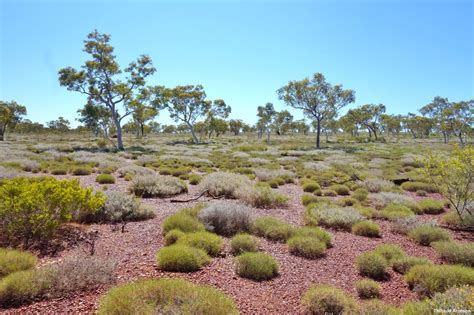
(0, 31), (472, 149)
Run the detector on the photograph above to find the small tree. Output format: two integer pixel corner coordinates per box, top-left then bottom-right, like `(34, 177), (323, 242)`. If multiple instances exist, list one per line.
(156, 85), (227, 144)
(77, 102), (111, 137)
(58, 30), (157, 150)
(0, 101), (27, 141)
(423, 146), (473, 220)
(277, 73), (355, 148)
(257, 103), (276, 143)
(273, 110), (294, 135)
(229, 119), (244, 136)
(345, 104), (386, 141)
(47, 117), (71, 132)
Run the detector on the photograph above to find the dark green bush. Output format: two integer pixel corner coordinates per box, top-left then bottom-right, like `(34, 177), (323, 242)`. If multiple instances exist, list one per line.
(235, 252), (279, 281)
(0, 249), (37, 278)
(252, 216), (294, 242)
(50, 168), (67, 175)
(287, 236), (326, 259)
(302, 285), (355, 315)
(188, 174), (202, 185)
(405, 264), (474, 296)
(71, 166), (92, 176)
(356, 252), (388, 280)
(97, 278), (239, 315)
(351, 221), (381, 238)
(329, 184), (350, 196)
(95, 174), (116, 184)
(356, 279), (382, 299)
(156, 245), (210, 272)
(302, 180), (321, 193)
(408, 225), (451, 246)
(230, 234), (259, 255)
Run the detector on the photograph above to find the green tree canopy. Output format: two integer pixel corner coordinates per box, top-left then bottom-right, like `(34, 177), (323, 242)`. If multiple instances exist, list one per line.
(0, 101), (27, 141)
(277, 73), (355, 148)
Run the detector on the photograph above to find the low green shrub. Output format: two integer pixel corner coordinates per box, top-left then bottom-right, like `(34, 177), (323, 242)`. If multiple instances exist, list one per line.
(351, 221), (381, 238)
(322, 190), (338, 197)
(97, 278), (239, 315)
(287, 237), (326, 259)
(405, 264), (474, 296)
(188, 174), (202, 185)
(329, 184), (350, 196)
(301, 180), (321, 193)
(356, 279), (382, 299)
(71, 166), (92, 176)
(0, 249), (37, 278)
(302, 285), (355, 315)
(230, 234), (259, 255)
(50, 168), (67, 175)
(130, 175), (187, 198)
(401, 181), (437, 193)
(302, 194), (319, 206)
(392, 256), (432, 274)
(176, 231), (224, 256)
(0, 269), (50, 307)
(372, 244), (406, 264)
(352, 188), (369, 202)
(336, 197), (359, 207)
(432, 241), (474, 267)
(408, 225), (451, 246)
(356, 252), (388, 280)
(156, 245), (210, 272)
(95, 174), (116, 184)
(163, 229), (185, 246)
(292, 227), (332, 247)
(380, 203), (414, 220)
(235, 252), (279, 281)
(252, 217), (294, 242)
(417, 198), (445, 214)
(162, 212), (205, 235)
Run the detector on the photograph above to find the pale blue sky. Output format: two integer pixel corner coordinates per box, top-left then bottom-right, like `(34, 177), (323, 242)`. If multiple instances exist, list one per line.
(1, 0), (473, 127)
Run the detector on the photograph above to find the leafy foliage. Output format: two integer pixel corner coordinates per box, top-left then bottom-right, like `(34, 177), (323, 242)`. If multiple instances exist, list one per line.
(0, 177), (105, 246)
